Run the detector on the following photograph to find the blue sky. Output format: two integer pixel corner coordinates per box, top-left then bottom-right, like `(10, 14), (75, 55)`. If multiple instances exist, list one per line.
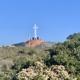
(0, 0), (80, 46)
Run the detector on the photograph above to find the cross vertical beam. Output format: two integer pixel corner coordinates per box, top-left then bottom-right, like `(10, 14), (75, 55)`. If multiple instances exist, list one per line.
(33, 24), (38, 39)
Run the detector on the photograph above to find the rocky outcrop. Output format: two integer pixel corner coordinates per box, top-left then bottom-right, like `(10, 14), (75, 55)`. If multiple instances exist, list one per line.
(15, 61), (73, 80)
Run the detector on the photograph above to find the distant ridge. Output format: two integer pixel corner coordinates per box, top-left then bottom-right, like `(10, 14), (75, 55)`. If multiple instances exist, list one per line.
(12, 42), (25, 46)
(37, 42), (56, 47)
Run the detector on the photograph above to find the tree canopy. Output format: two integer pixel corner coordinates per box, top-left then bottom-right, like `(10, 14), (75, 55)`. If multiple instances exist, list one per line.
(46, 37), (80, 79)
(67, 32), (80, 40)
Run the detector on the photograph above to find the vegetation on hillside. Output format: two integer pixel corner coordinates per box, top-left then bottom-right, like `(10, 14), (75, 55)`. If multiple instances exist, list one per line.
(0, 32), (80, 80)
(0, 47), (49, 80)
(67, 32), (80, 40)
(45, 33), (80, 79)
(15, 61), (70, 80)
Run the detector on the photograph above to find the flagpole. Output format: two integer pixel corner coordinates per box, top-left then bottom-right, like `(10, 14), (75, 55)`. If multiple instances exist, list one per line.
(29, 35), (30, 47)
(26, 35), (30, 47)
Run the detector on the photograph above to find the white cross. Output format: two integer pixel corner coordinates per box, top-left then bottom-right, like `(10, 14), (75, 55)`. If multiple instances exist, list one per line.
(33, 24), (38, 39)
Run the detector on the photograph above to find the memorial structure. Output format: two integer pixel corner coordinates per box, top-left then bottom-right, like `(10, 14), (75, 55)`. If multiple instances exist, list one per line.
(25, 24), (44, 47)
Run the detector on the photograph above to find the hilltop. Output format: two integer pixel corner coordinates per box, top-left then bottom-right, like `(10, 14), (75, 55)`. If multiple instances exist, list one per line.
(12, 41), (56, 47)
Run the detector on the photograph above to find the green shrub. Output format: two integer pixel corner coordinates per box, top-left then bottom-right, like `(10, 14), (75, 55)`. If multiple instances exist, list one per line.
(35, 75), (44, 80)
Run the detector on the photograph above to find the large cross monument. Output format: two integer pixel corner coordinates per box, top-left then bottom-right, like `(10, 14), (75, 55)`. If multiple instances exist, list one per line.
(33, 24), (38, 40)
(25, 24), (44, 47)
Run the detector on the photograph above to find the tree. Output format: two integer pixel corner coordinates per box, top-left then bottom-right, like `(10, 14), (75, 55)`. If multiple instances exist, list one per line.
(46, 37), (80, 79)
(67, 33), (80, 40)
